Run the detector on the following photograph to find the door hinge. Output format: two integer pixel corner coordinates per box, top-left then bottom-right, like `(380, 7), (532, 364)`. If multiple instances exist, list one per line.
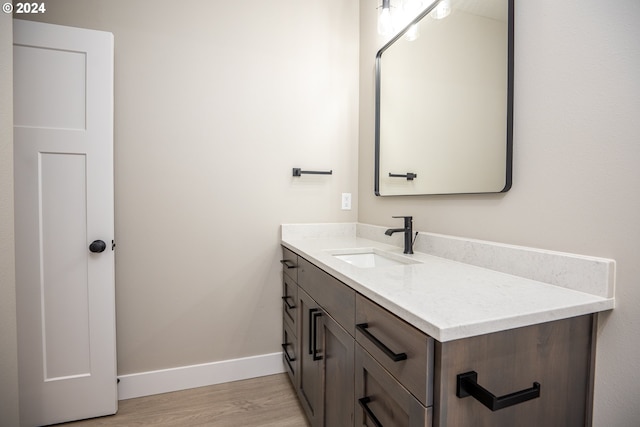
(112, 240), (116, 251)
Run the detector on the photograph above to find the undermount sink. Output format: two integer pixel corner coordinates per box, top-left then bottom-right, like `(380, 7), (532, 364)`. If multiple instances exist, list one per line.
(331, 249), (419, 268)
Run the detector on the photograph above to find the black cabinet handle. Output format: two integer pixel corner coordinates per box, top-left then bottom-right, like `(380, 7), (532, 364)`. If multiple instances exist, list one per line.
(281, 343), (296, 363)
(358, 397), (383, 427)
(456, 371), (541, 411)
(308, 309), (319, 356)
(356, 323), (407, 362)
(312, 311), (323, 361)
(281, 296), (296, 310)
(280, 259), (297, 269)
(308, 309), (315, 355)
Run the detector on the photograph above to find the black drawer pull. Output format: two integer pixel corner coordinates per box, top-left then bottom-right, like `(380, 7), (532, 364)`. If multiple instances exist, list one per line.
(358, 397), (383, 427)
(356, 323), (407, 362)
(281, 343), (296, 363)
(312, 310), (323, 361)
(281, 296), (296, 310)
(280, 259), (297, 269)
(456, 371), (541, 411)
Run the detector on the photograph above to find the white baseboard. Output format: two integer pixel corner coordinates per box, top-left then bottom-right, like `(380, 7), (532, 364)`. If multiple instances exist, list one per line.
(117, 352), (285, 400)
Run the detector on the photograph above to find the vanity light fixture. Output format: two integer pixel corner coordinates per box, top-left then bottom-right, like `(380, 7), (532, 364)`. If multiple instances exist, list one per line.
(430, 0), (451, 19)
(378, 0), (394, 36)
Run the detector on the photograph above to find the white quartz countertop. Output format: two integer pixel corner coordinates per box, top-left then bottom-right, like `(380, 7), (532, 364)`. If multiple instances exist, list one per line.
(281, 224), (615, 342)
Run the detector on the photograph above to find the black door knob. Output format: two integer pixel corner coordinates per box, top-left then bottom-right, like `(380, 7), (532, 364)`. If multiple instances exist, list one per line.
(89, 240), (107, 253)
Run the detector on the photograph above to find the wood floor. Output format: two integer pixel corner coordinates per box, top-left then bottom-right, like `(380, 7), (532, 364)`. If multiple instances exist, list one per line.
(57, 374), (310, 427)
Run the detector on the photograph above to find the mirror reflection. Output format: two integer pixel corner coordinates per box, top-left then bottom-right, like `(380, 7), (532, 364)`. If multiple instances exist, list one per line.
(375, 0), (513, 196)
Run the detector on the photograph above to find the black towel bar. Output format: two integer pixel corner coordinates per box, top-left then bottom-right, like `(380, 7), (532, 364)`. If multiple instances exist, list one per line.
(293, 168), (332, 177)
(389, 172), (417, 181)
(456, 371), (541, 411)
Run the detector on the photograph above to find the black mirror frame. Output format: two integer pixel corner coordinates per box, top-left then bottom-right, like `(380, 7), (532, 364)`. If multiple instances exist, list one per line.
(374, 0), (514, 196)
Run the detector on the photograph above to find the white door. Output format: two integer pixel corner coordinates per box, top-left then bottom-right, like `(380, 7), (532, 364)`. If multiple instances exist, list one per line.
(13, 19), (117, 426)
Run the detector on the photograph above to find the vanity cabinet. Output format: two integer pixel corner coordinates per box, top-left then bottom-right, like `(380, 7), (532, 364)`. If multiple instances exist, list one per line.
(281, 252), (356, 427)
(281, 247), (596, 427)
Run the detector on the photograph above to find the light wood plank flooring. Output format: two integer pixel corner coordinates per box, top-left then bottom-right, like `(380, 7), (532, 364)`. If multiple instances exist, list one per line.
(57, 374), (310, 427)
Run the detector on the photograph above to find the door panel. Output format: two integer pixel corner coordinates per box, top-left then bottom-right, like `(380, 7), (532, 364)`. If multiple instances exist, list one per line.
(322, 313), (354, 427)
(14, 44), (86, 129)
(40, 152), (91, 379)
(14, 19), (116, 427)
(298, 289), (321, 425)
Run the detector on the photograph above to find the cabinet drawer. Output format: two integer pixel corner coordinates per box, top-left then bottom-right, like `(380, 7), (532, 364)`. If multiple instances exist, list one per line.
(282, 275), (298, 333)
(298, 256), (355, 336)
(356, 344), (432, 427)
(282, 320), (298, 387)
(434, 315), (595, 427)
(281, 246), (298, 282)
(356, 294), (434, 407)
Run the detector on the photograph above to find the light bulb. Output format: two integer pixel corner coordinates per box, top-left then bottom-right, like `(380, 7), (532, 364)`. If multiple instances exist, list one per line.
(378, 4), (393, 36)
(430, 0), (451, 20)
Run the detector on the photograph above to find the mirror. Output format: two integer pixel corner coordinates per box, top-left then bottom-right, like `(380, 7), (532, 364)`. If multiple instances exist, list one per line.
(375, 0), (513, 196)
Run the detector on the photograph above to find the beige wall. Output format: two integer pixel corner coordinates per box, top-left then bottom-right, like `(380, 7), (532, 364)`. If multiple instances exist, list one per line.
(22, 0), (359, 374)
(0, 12), (20, 427)
(360, 0), (640, 425)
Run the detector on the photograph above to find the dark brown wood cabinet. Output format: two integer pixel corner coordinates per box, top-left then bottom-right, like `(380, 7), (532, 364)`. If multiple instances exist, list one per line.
(281, 246), (597, 427)
(282, 249), (355, 427)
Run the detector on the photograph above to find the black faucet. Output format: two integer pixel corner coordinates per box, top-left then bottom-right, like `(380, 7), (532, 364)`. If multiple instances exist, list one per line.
(384, 216), (414, 254)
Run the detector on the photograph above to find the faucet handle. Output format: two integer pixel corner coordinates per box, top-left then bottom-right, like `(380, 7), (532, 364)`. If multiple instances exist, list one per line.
(392, 215), (412, 219)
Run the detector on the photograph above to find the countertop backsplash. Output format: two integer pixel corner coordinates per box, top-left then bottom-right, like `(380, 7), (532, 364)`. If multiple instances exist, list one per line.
(355, 223), (615, 299)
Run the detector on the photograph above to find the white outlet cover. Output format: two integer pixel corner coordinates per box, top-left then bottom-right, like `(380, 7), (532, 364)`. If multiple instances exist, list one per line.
(341, 193), (352, 210)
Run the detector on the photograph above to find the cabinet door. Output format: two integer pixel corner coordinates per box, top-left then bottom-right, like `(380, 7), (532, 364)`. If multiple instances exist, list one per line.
(319, 311), (355, 427)
(355, 345), (432, 427)
(298, 290), (322, 426)
(298, 288), (355, 427)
